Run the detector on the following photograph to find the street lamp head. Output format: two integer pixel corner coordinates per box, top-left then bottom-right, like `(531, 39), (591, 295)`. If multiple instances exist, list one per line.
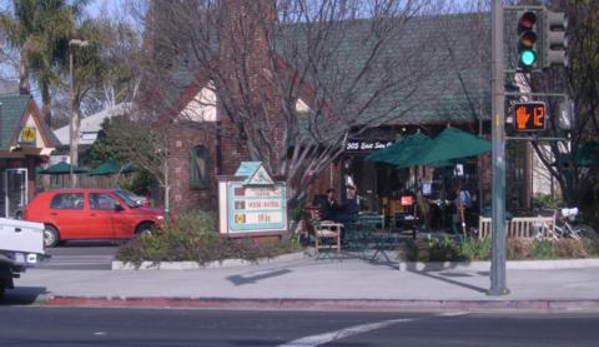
(69, 39), (89, 47)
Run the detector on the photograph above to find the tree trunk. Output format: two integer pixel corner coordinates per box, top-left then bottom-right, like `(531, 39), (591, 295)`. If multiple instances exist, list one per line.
(18, 54), (30, 95)
(41, 82), (52, 127)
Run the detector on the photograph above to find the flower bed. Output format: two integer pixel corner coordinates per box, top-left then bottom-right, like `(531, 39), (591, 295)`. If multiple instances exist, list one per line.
(397, 236), (599, 262)
(115, 210), (303, 268)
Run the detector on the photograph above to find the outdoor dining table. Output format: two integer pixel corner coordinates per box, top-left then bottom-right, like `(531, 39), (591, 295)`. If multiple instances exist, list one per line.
(343, 218), (398, 262)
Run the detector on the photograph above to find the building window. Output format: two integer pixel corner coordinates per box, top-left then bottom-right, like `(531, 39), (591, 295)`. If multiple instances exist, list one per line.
(191, 145), (210, 188)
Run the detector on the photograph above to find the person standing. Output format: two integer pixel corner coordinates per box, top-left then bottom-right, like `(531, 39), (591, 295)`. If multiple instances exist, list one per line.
(416, 187), (431, 231)
(452, 185), (472, 235)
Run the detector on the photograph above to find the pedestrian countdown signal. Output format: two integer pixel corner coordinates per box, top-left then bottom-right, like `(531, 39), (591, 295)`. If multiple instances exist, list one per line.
(513, 102), (546, 132)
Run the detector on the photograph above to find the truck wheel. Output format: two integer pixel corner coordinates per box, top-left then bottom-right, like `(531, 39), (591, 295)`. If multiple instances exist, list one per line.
(135, 223), (154, 238)
(44, 225), (60, 248)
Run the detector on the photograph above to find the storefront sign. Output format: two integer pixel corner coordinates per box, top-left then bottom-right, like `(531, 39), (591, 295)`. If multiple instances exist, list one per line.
(18, 127), (36, 145)
(346, 140), (393, 152)
(401, 195), (414, 206)
(219, 162), (287, 236)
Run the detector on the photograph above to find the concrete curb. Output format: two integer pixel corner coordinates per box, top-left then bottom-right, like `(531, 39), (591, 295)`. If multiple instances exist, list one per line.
(44, 296), (599, 312)
(111, 253), (599, 271)
(111, 251), (310, 270)
(398, 258), (599, 272)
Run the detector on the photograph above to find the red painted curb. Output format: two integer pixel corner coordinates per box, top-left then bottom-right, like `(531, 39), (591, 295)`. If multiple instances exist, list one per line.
(46, 296), (599, 311)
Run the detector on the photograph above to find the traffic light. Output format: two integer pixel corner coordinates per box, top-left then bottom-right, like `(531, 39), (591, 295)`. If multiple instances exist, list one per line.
(517, 10), (540, 71)
(543, 10), (568, 68)
(513, 102), (547, 132)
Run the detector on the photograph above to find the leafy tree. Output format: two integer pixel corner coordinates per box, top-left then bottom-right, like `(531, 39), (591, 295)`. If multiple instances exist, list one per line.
(0, 0), (87, 126)
(80, 117), (130, 168)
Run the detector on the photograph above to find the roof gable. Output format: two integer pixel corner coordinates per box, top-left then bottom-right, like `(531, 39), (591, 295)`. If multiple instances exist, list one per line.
(0, 94), (61, 151)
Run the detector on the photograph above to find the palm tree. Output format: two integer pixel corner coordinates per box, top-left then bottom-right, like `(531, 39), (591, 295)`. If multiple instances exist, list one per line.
(0, 0), (88, 126)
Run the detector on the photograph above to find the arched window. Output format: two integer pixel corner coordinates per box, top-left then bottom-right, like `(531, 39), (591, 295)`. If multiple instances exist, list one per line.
(190, 145), (210, 188)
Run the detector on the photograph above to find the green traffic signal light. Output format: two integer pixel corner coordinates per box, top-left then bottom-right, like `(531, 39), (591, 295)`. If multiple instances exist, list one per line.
(520, 50), (537, 66)
(518, 10), (539, 70)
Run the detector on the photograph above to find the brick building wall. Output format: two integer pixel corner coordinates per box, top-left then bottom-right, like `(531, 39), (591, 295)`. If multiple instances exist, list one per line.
(167, 124), (219, 212)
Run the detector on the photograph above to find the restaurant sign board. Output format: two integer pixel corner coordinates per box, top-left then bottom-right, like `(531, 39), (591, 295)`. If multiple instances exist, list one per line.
(218, 162), (287, 236)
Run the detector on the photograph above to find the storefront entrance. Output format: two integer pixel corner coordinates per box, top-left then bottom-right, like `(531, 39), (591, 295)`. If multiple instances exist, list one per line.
(341, 152), (481, 231)
(0, 168), (28, 218)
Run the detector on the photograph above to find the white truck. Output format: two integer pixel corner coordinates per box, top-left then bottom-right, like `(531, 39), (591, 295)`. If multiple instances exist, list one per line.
(0, 218), (45, 297)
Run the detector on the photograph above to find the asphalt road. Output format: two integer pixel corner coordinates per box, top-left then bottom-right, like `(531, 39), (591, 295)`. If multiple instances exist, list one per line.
(38, 241), (119, 270)
(0, 308), (598, 347)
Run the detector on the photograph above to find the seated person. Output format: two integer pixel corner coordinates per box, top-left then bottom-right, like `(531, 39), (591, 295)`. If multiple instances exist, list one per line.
(332, 186), (359, 224)
(319, 188), (340, 221)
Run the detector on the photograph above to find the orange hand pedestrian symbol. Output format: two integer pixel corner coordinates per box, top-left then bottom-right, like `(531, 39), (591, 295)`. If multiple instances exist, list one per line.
(515, 106), (531, 130)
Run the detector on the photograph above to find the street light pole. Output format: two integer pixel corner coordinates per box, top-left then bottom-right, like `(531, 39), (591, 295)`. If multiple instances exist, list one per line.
(489, 0), (509, 296)
(68, 39), (89, 188)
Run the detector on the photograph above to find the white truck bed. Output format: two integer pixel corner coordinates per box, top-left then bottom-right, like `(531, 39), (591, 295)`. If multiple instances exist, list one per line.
(0, 218), (45, 296)
(0, 218), (44, 256)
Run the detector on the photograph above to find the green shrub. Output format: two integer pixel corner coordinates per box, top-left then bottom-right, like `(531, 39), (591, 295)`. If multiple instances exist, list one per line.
(429, 237), (464, 262)
(398, 236), (596, 262)
(460, 236), (491, 261)
(533, 193), (561, 210)
(531, 239), (557, 260)
(115, 210), (302, 267)
(398, 237), (464, 262)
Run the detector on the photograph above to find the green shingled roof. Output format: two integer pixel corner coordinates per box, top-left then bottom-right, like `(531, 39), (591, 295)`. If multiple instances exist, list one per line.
(161, 12), (491, 127)
(276, 13), (491, 126)
(0, 93), (62, 151)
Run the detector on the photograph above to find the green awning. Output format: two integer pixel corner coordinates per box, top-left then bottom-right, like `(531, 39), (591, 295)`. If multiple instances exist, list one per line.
(37, 162), (89, 175)
(89, 160), (136, 176)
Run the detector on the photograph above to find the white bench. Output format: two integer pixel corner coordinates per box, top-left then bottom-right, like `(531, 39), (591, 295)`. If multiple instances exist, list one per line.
(478, 215), (556, 239)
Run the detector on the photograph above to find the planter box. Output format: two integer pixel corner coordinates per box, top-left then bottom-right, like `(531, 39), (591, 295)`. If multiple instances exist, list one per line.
(112, 251), (308, 270)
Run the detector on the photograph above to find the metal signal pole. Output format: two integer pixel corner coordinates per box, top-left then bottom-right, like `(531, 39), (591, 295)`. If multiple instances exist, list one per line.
(489, 0), (509, 296)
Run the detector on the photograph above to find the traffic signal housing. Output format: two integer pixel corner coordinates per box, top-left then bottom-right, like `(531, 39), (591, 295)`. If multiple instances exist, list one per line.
(517, 10), (541, 71)
(543, 10), (568, 68)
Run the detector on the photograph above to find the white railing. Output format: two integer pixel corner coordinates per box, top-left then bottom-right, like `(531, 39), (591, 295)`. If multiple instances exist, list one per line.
(478, 215), (556, 239)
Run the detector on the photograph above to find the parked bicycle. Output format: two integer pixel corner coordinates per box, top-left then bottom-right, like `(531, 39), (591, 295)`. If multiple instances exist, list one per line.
(553, 208), (599, 241)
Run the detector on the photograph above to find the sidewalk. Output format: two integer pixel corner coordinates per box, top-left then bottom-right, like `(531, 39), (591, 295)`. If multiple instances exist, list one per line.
(11, 255), (599, 311)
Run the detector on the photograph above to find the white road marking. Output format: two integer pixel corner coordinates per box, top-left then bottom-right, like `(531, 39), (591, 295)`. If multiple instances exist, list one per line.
(276, 318), (414, 347)
(277, 312), (470, 347)
(93, 332), (107, 336)
(438, 311), (470, 317)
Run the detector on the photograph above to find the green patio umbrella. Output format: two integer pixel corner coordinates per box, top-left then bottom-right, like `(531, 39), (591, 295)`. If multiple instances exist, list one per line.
(37, 161), (89, 175)
(366, 132), (432, 165)
(575, 141), (599, 167)
(89, 160), (136, 176)
(395, 127), (491, 168)
(555, 141), (599, 168)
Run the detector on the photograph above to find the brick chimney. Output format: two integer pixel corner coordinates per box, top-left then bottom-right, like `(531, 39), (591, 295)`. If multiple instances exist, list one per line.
(217, 0), (282, 175)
